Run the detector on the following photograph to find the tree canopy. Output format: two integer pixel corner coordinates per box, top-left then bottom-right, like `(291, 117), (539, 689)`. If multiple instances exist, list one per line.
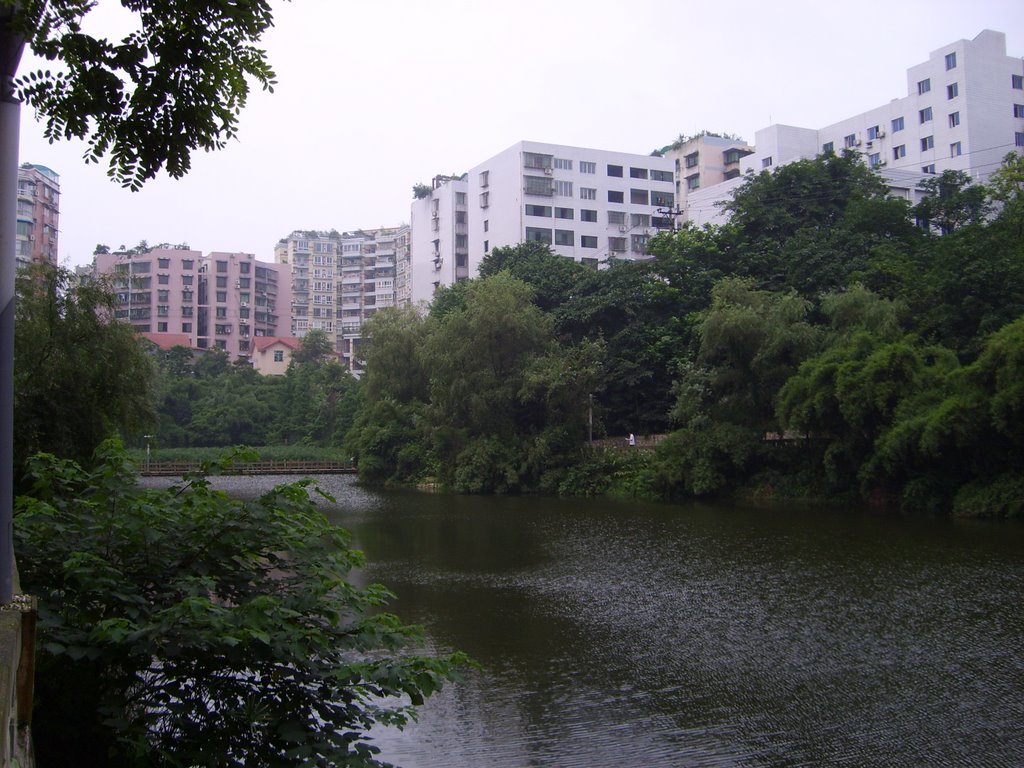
(14, 265), (155, 478)
(6, 0), (282, 188)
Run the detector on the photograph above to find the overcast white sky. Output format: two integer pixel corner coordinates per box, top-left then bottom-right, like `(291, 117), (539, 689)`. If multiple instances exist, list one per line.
(15, 0), (1024, 267)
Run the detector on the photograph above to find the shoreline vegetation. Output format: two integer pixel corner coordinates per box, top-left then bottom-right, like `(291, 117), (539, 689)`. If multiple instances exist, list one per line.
(17, 152), (1024, 525)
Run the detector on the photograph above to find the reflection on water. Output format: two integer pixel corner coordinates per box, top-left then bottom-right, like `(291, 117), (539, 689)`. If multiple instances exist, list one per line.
(168, 476), (1024, 767)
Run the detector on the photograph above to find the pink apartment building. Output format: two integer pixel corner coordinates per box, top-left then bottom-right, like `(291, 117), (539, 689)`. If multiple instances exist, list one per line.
(94, 247), (292, 361)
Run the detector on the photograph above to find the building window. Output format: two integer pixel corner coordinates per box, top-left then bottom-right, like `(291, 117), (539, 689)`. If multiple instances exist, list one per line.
(239, 261), (250, 274)
(484, 240), (489, 252)
(922, 164), (936, 174)
(1017, 132), (1024, 148)
(630, 189), (649, 205)
(555, 207), (574, 219)
(684, 152), (699, 169)
(554, 229), (574, 246)
(216, 306), (227, 319)
(945, 51), (957, 70)
(950, 141), (962, 157)
(921, 135), (934, 151)
(867, 125), (881, 140)
(525, 204), (552, 217)
(1014, 104), (1024, 118)
(581, 209), (598, 222)
(157, 322), (168, 332)
(868, 153), (881, 168)
(479, 192), (489, 208)
(608, 237), (626, 253)
(484, 219), (489, 232)
(949, 111), (960, 128)
(892, 116), (905, 133)
(181, 322), (192, 333)
(580, 235), (598, 248)
(524, 176), (554, 196)
(182, 259), (194, 270)
(629, 167), (648, 179)
(157, 257), (170, 268)
(554, 158), (572, 170)
(917, 78), (931, 95)
(525, 227), (552, 244)
(686, 174), (700, 190)
(607, 190), (624, 204)
(217, 291), (227, 302)
(844, 134), (857, 148)
(762, 156), (773, 168)
(216, 275), (227, 288)
(455, 192), (466, 205)
(919, 107), (933, 123)
(273, 350), (284, 362)
(947, 82), (958, 100)
(650, 191), (674, 208)
(523, 152), (552, 170)
(893, 144), (906, 160)
(158, 273), (169, 285)
(607, 164), (623, 177)
(607, 210), (626, 226)
(216, 260), (228, 273)
(650, 170), (673, 182)
(822, 141), (834, 153)
(580, 187), (596, 200)
(580, 161), (596, 174)
(554, 180), (573, 197)
(630, 213), (650, 228)
(479, 170), (489, 188)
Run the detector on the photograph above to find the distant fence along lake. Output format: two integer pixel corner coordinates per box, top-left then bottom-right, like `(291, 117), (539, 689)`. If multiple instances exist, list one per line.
(140, 460), (357, 477)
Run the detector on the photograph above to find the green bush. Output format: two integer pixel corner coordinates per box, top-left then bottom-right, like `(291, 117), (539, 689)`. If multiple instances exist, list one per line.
(15, 443), (466, 766)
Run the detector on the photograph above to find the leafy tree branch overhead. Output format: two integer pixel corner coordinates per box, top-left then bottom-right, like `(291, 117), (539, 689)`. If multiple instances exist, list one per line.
(3, 0), (282, 189)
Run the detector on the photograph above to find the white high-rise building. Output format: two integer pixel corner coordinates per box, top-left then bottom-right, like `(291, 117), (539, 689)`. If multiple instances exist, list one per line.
(686, 29), (1024, 226)
(408, 142), (676, 305)
(409, 175), (471, 307)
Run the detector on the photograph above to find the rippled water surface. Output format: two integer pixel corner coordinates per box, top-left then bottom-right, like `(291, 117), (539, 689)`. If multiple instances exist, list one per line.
(178, 476), (1024, 767)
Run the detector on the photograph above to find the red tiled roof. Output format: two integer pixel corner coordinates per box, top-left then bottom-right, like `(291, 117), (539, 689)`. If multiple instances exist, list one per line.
(140, 332), (194, 351)
(253, 336), (301, 353)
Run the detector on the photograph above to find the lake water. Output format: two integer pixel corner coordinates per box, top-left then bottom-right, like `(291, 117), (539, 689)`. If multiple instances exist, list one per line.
(184, 475), (1024, 767)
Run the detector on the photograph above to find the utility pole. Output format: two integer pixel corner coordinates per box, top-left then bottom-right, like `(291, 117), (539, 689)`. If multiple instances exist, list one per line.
(1, 1), (29, 605)
(655, 203), (685, 231)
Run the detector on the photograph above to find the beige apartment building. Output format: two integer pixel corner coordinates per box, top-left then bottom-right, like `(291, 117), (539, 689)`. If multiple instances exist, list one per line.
(275, 226), (408, 373)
